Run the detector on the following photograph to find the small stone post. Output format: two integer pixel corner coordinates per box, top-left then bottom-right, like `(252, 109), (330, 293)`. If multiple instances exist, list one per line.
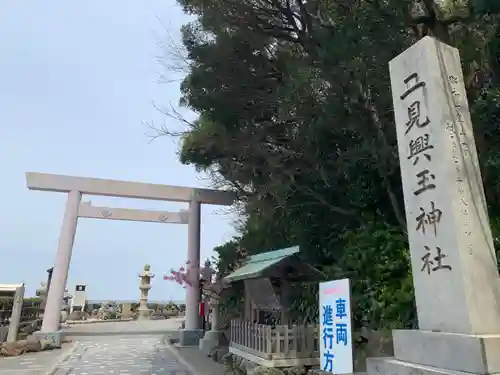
(199, 269), (226, 355)
(210, 298), (220, 331)
(199, 297), (226, 355)
(138, 264), (154, 320)
(7, 284), (25, 343)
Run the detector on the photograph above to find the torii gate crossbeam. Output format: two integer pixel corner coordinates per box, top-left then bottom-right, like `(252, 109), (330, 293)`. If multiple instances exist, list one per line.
(78, 201), (189, 224)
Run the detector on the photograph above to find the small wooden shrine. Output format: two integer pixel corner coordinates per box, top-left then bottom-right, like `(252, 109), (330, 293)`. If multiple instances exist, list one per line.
(223, 246), (325, 368)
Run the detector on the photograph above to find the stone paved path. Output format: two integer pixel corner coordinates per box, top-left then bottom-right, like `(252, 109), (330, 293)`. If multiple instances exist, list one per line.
(0, 344), (72, 374)
(52, 336), (193, 375)
(63, 318), (184, 338)
(0, 320), (188, 375)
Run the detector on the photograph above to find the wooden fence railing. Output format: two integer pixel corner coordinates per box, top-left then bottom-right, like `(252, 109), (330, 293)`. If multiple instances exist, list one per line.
(230, 319), (319, 360)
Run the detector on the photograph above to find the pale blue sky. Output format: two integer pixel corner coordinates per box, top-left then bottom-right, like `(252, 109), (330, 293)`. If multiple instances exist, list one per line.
(0, 1), (235, 301)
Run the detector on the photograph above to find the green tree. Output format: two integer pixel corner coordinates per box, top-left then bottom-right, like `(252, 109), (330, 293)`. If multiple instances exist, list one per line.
(162, 0), (500, 329)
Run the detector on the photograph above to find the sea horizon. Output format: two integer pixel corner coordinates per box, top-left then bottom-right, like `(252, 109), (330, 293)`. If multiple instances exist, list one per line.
(86, 299), (186, 305)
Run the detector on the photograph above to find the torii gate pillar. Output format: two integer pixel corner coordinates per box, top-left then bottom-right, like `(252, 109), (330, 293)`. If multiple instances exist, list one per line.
(181, 200), (203, 345)
(38, 190), (81, 345)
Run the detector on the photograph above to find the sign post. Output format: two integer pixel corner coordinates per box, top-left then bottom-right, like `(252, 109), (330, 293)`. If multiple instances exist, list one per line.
(71, 284), (87, 313)
(319, 278), (353, 374)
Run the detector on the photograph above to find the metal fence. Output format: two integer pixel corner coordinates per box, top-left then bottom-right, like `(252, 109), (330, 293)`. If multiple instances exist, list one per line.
(0, 294), (13, 343)
(0, 295), (42, 343)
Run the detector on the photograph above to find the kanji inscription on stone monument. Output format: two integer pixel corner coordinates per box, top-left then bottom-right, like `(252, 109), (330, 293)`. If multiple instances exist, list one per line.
(389, 36), (500, 334)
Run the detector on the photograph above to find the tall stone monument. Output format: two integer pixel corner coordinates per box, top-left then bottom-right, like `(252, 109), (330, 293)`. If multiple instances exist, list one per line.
(367, 36), (500, 375)
(138, 264), (154, 320)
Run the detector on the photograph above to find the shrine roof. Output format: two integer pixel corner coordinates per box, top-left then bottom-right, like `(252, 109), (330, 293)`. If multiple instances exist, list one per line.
(223, 246), (325, 283)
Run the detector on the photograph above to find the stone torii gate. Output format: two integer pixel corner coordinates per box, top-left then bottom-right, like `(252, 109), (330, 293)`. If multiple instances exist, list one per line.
(25, 172), (235, 346)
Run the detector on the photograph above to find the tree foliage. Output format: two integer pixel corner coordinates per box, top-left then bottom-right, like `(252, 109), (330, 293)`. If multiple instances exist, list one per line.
(167, 0), (500, 329)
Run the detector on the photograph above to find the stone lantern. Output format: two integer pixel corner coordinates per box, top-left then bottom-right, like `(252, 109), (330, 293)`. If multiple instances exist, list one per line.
(200, 259), (215, 290)
(36, 282), (47, 298)
(36, 282), (48, 319)
(138, 264), (155, 320)
(60, 289), (72, 323)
